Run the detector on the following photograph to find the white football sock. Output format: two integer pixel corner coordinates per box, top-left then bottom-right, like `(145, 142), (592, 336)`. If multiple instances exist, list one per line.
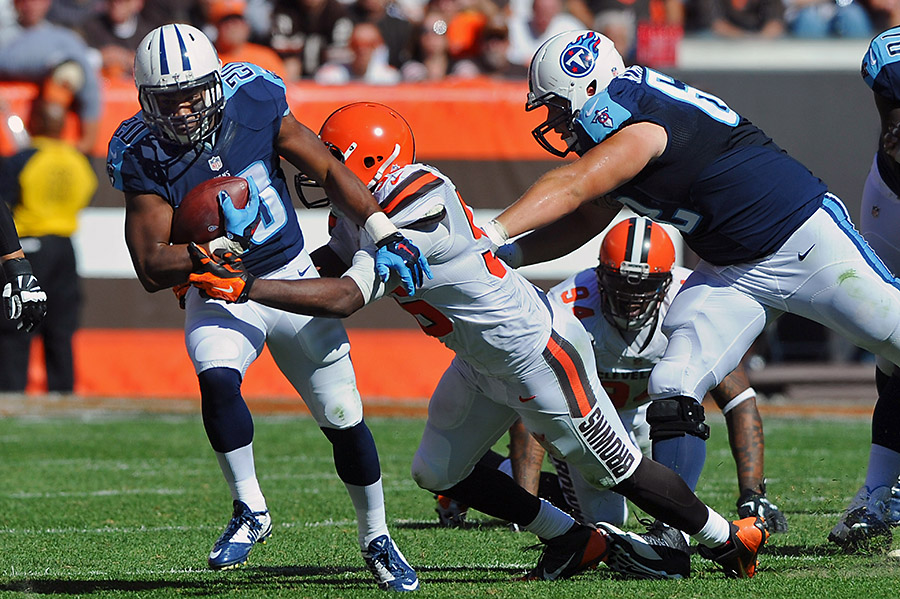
(525, 498), (577, 539)
(864, 443), (900, 491)
(693, 506), (732, 547)
(345, 477), (390, 548)
(215, 444), (267, 512)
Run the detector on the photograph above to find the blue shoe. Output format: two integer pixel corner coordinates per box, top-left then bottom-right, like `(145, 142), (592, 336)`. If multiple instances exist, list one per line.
(362, 534), (419, 591)
(207, 500), (272, 570)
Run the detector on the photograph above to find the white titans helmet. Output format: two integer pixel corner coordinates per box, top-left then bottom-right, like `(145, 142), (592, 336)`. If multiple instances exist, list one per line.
(526, 30), (624, 157)
(134, 23), (224, 146)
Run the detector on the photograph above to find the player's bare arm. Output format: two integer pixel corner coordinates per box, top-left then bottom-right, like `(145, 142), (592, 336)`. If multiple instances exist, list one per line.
(124, 191), (193, 291)
(495, 122), (667, 240)
(513, 199), (621, 267)
(276, 112), (379, 226)
(189, 243), (366, 317)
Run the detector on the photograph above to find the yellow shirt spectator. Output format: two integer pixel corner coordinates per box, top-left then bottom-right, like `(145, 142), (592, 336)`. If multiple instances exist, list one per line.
(12, 136), (96, 238)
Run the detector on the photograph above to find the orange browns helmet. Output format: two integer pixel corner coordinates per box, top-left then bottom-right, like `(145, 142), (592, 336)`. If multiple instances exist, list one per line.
(597, 217), (675, 331)
(318, 102), (416, 189)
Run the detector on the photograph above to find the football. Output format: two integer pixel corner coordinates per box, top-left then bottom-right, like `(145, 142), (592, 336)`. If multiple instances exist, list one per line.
(170, 176), (250, 244)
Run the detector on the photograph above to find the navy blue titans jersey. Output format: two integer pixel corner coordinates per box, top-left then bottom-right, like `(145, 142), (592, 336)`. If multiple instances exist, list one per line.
(107, 62), (304, 276)
(862, 27), (900, 196)
(575, 66), (827, 265)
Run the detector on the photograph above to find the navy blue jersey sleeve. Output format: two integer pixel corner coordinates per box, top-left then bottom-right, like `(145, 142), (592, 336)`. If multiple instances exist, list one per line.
(221, 62), (290, 131)
(863, 27), (900, 102)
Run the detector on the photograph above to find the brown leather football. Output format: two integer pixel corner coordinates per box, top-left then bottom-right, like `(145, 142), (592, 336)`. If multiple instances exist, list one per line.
(170, 176), (249, 244)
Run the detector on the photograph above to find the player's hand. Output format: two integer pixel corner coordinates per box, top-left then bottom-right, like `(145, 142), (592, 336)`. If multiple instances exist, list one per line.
(218, 177), (261, 249)
(2, 257), (47, 333)
(375, 232), (432, 295)
(188, 242), (255, 303)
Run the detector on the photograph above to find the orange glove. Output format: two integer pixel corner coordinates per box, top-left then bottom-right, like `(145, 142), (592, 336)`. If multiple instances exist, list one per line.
(188, 242), (255, 303)
(172, 282), (190, 309)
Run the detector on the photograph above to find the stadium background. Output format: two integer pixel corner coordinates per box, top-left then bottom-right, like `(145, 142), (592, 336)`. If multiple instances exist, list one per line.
(0, 37), (879, 404)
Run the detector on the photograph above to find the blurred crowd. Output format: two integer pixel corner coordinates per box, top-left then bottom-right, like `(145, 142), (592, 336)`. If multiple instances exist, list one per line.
(1, 0), (896, 96)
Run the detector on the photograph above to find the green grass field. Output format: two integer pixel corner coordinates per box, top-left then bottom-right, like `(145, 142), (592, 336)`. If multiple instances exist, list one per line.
(1, 411), (899, 598)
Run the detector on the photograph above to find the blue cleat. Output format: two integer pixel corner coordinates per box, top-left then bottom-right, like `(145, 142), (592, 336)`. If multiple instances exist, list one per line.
(207, 500), (272, 570)
(362, 534), (419, 591)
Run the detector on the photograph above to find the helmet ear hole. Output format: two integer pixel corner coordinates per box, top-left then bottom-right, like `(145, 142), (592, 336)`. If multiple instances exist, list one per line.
(364, 157), (376, 168)
(586, 80), (597, 97)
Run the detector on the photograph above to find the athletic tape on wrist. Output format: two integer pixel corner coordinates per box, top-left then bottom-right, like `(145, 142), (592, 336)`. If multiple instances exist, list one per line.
(720, 387), (756, 415)
(363, 212), (398, 244)
(344, 250), (377, 303)
(484, 219), (509, 247)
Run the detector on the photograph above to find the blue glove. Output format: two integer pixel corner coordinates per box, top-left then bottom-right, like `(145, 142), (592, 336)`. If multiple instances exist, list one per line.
(218, 177), (261, 249)
(375, 232), (433, 295)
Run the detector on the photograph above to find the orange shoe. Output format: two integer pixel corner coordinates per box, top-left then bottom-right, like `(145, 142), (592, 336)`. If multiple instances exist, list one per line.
(698, 516), (769, 578)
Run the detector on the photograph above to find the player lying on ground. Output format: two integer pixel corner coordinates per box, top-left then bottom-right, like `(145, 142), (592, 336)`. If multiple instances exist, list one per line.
(188, 101), (769, 580)
(437, 217), (787, 536)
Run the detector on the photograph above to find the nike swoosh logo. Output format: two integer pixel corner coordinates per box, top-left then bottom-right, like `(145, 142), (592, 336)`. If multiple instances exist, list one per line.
(209, 548), (223, 559)
(543, 553), (578, 580)
(798, 245), (815, 261)
(298, 265), (311, 277)
(214, 285), (234, 294)
(518, 395), (536, 402)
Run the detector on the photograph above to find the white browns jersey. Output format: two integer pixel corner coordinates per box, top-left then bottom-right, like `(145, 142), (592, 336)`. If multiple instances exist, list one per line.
(548, 266), (691, 411)
(327, 163), (553, 377)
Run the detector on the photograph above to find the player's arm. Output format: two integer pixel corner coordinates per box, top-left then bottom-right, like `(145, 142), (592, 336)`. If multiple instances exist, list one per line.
(124, 191), (194, 291)
(489, 122), (667, 243)
(276, 112), (380, 227)
(497, 198), (621, 268)
(188, 243), (380, 317)
(708, 363), (764, 494)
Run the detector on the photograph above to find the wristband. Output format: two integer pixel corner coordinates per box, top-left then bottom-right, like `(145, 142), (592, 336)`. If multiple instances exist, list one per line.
(363, 211), (398, 244)
(484, 219), (510, 247)
(2, 257), (32, 279)
(720, 387), (756, 415)
(344, 250), (378, 303)
(209, 236), (246, 255)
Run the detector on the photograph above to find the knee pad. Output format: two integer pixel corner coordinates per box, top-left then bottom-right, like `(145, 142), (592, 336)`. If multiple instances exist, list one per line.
(411, 450), (447, 492)
(647, 397), (710, 441)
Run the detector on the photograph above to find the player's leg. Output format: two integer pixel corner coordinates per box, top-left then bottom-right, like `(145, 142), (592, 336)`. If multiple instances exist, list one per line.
(185, 289), (271, 570)
(517, 313), (766, 579)
(648, 263), (777, 510)
(267, 304), (417, 591)
(411, 358), (630, 581)
(767, 196), (900, 550)
(39, 236), (79, 392)
(710, 366), (788, 533)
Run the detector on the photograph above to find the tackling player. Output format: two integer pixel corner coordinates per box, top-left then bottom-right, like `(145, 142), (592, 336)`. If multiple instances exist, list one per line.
(106, 24), (426, 590)
(829, 26), (900, 552)
(484, 29), (900, 556)
(460, 217), (787, 536)
(189, 102), (770, 580)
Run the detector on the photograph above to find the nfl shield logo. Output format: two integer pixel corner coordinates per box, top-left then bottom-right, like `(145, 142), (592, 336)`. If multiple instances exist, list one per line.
(560, 32), (602, 78)
(208, 155), (223, 171)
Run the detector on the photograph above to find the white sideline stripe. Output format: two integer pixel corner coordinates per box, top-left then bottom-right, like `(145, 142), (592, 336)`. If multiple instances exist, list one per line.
(0, 518), (415, 535)
(7, 488), (185, 499)
(74, 208), (683, 280)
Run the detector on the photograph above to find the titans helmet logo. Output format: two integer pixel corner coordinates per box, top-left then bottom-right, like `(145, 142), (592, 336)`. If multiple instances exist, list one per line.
(560, 32), (602, 78)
